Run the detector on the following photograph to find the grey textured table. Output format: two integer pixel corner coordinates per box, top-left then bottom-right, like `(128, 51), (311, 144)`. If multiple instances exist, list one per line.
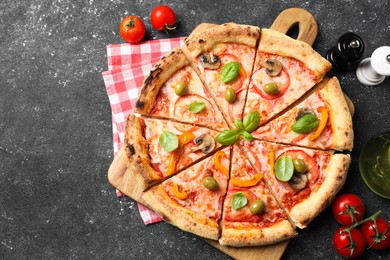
(1, 0), (390, 259)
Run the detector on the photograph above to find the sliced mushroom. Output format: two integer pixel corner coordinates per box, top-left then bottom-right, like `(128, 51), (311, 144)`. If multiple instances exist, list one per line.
(296, 108), (316, 120)
(263, 59), (282, 77)
(289, 173), (308, 191)
(190, 134), (215, 154)
(200, 53), (221, 69)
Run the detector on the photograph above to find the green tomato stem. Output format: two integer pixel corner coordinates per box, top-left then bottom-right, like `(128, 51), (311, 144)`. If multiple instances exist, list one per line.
(341, 210), (382, 233)
(340, 203), (363, 224)
(127, 19), (135, 28)
(163, 24), (176, 34)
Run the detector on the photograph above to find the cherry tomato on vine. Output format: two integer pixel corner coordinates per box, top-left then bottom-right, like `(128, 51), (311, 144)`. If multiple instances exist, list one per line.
(360, 217), (390, 251)
(119, 16), (146, 43)
(333, 227), (366, 258)
(150, 5), (176, 31)
(332, 194), (365, 225)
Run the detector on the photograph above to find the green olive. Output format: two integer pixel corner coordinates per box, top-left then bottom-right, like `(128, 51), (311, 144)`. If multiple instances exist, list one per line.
(250, 199), (265, 215)
(175, 81), (187, 96)
(263, 82), (279, 95)
(224, 87), (236, 103)
(293, 158), (307, 174)
(203, 176), (218, 190)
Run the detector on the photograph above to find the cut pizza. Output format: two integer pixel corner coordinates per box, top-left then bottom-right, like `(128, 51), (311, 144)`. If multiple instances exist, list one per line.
(182, 23), (260, 128)
(219, 145), (297, 246)
(124, 115), (222, 191)
(117, 22), (354, 247)
(243, 29), (332, 125)
(252, 77), (354, 151)
(142, 147), (231, 240)
(134, 48), (228, 131)
(239, 139), (351, 228)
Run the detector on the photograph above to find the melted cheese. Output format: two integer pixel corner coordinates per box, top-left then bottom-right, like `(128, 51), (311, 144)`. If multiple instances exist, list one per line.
(253, 91), (333, 149)
(143, 117), (221, 177)
(244, 53), (317, 124)
(162, 147), (230, 220)
(222, 146), (287, 226)
(241, 140), (332, 211)
(150, 65), (228, 131)
(197, 44), (256, 125)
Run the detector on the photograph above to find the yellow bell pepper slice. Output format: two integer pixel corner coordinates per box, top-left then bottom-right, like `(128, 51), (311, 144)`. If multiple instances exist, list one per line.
(269, 151), (275, 176)
(231, 173), (263, 187)
(239, 65), (247, 79)
(213, 151), (229, 178)
(167, 153), (177, 176)
(166, 132), (195, 176)
(172, 183), (188, 200)
(309, 107), (328, 141)
(283, 109), (298, 134)
(178, 131), (195, 145)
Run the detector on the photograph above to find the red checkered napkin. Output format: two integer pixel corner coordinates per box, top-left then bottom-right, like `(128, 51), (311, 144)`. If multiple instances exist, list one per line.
(102, 37), (186, 225)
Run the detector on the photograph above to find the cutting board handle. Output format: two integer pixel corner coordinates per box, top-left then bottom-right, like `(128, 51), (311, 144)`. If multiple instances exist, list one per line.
(270, 8), (318, 46)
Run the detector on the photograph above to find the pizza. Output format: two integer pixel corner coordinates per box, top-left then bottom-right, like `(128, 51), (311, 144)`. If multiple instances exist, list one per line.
(121, 22), (354, 246)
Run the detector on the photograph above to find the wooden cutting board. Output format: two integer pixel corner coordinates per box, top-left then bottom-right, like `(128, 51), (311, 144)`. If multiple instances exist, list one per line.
(107, 8), (354, 260)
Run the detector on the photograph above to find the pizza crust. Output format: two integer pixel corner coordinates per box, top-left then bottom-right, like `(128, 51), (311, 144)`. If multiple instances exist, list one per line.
(124, 115), (162, 191)
(258, 29), (331, 79)
(134, 48), (189, 114)
(183, 22), (260, 58)
(142, 185), (220, 240)
(321, 77), (354, 151)
(289, 153), (351, 228)
(189, 23), (218, 35)
(219, 219), (297, 247)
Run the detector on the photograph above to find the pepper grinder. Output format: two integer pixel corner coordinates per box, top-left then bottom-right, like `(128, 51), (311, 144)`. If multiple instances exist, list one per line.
(326, 32), (365, 73)
(356, 46), (390, 86)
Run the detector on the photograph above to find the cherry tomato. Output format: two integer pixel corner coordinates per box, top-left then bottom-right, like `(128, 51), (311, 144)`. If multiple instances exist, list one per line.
(333, 227), (366, 259)
(360, 217), (390, 251)
(119, 16), (146, 43)
(332, 194), (365, 225)
(150, 5), (176, 31)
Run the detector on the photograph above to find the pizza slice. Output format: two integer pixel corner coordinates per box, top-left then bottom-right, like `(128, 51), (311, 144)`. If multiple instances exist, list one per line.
(243, 29), (332, 125)
(124, 115), (222, 190)
(219, 145), (297, 246)
(182, 23), (260, 128)
(252, 77), (354, 151)
(134, 48), (228, 131)
(240, 139), (350, 229)
(142, 147), (231, 240)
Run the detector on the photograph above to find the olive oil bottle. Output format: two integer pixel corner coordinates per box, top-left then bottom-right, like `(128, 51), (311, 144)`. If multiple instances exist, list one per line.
(359, 131), (390, 199)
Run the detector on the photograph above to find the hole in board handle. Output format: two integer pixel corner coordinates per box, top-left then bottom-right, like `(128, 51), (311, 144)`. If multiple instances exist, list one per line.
(286, 22), (299, 40)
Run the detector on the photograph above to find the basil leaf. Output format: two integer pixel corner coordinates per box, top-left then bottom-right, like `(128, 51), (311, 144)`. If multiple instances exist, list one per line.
(234, 119), (245, 132)
(215, 130), (241, 145)
(220, 61), (240, 83)
(241, 131), (253, 141)
(188, 101), (205, 113)
(291, 114), (319, 134)
(159, 130), (179, 152)
(274, 153), (294, 182)
(243, 111), (260, 133)
(232, 192), (248, 210)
